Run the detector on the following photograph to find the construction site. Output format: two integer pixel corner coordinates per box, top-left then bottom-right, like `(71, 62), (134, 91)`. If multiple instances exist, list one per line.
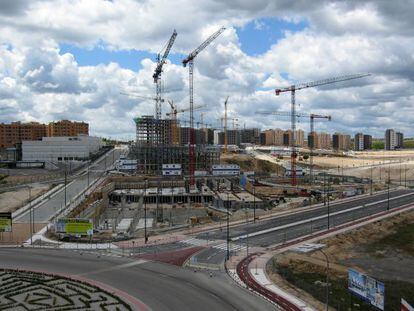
(46, 27), (412, 245)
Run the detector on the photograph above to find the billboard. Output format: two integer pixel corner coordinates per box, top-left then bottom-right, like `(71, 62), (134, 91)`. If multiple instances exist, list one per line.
(56, 218), (93, 236)
(0, 212), (12, 232)
(348, 268), (385, 310)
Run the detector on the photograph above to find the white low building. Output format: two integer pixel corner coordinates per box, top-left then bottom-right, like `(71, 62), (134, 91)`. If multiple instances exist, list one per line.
(22, 135), (103, 162)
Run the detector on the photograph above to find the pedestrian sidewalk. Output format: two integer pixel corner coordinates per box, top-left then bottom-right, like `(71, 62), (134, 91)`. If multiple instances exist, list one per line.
(249, 253), (316, 311)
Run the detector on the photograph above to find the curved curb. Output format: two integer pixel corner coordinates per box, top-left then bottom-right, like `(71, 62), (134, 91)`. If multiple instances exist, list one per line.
(236, 253), (301, 311)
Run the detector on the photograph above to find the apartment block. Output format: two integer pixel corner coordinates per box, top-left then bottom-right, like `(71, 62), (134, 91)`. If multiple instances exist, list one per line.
(333, 133), (351, 151)
(385, 129), (396, 150)
(240, 128), (260, 144)
(309, 132), (331, 149)
(354, 133), (364, 151)
(396, 132), (404, 149)
(47, 120), (89, 137)
(0, 122), (46, 148)
(363, 134), (372, 150)
(282, 129), (305, 147)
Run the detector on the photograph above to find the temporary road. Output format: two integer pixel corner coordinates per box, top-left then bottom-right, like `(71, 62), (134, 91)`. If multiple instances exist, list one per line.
(14, 148), (121, 223)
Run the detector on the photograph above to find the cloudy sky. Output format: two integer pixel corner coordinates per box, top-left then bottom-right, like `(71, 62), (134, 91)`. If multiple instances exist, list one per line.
(0, 0), (413, 139)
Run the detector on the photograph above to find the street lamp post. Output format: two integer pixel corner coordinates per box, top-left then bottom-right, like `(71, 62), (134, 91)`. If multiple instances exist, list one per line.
(64, 168), (67, 207)
(370, 164), (373, 195)
(319, 249), (330, 311)
(144, 179), (148, 244)
(226, 191), (230, 261)
(253, 184), (256, 223)
(27, 186), (33, 245)
(327, 177), (330, 229)
(87, 161), (90, 186)
(387, 165), (390, 211)
(405, 164), (407, 188)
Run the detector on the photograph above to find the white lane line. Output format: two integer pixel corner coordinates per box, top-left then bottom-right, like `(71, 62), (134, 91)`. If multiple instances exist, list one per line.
(75, 259), (147, 276)
(232, 192), (414, 241)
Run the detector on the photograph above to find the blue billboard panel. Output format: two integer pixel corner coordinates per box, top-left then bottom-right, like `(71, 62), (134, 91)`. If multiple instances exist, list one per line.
(348, 268), (384, 310)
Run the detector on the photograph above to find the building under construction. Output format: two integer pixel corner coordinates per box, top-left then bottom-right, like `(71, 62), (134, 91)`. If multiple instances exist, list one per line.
(130, 115), (220, 175)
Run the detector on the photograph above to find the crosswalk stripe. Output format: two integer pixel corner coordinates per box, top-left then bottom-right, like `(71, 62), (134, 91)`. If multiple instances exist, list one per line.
(182, 238), (247, 252)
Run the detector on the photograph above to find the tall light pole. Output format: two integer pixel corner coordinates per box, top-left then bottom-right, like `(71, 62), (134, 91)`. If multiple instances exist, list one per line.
(405, 163), (407, 188)
(27, 186), (33, 245)
(64, 168), (67, 207)
(144, 179), (148, 244)
(327, 176), (331, 229)
(253, 183), (256, 223)
(226, 191), (230, 261)
(387, 163), (390, 211)
(370, 164), (373, 195)
(319, 249), (330, 311)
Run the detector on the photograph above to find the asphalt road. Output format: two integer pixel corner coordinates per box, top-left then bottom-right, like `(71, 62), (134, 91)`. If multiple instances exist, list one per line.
(0, 248), (274, 311)
(198, 189), (414, 242)
(15, 148), (121, 223)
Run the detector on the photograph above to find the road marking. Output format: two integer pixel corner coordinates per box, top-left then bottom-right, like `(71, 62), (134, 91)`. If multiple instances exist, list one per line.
(75, 259), (147, 276)
(232, 191), (414, 241)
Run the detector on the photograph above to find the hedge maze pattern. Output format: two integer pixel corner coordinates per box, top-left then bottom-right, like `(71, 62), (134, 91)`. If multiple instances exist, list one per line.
(0, 269), (132, 310)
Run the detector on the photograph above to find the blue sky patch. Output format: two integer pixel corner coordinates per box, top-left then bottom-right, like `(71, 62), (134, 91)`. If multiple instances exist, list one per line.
(59, 17), (307, 70)
(236, 17), (308, 56)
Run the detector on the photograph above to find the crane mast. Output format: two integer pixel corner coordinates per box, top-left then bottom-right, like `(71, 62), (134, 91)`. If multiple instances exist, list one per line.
(182, 27), (225, 185)
(224, 96), (229, 153)
(309, 114), (331, 185)
(275, 73), (370, 186)
(153, 30), (177, 119)
(256, 110), (330, 185)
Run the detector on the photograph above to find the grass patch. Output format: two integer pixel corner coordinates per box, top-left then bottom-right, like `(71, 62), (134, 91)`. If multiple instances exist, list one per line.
(366, 222), (414, 256)
(269, 259), (414, 311)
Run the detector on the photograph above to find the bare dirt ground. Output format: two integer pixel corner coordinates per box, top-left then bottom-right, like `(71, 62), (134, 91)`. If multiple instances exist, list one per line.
(0, 223), (45, 245)
(221, 153), (285, 175)
(275, 210), (414, 279)
(0, 184), (50, 213)
(295, 150), (414, 180)
(267, 210), (414, 309)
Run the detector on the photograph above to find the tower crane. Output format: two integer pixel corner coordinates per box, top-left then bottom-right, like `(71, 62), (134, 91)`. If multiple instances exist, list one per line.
(182, 26), (226, 185)
(256, 110), (331, 185)
(153, 30), (177, 120)
(274, 73), (370, 186)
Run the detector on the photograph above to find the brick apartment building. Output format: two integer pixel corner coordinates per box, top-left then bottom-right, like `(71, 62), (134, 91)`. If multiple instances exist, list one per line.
(47, 120), (89, 137)
(0, 120), (89, 148)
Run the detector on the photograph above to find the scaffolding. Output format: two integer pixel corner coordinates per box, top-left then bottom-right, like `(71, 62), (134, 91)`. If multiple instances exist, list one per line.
(132, 115), (220, 175)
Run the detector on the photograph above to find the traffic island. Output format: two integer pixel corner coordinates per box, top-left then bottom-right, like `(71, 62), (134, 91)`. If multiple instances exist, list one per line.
(0, 269), (142, 310)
